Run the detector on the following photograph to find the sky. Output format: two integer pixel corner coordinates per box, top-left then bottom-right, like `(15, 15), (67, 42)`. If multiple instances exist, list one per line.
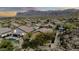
(0, 7), (78, 12)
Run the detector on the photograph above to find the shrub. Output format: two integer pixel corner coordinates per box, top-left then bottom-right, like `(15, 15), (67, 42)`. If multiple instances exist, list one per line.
(0, 40), (14, 51)
(64, 23), (76, 31)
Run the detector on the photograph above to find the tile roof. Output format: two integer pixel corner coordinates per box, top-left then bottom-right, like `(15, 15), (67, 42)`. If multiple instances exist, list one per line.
(0, 28), (11, 34)
(18, 26), (34, 33)
(36, 28), (53, 33)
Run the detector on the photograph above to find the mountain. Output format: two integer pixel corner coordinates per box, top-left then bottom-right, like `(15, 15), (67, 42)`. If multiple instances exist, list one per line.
(16, 9), (79, 17)
(17, 10), (52, 16)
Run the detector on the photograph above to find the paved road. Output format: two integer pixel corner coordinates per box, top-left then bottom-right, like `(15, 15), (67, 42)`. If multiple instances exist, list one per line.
(54, 31), (60, 46)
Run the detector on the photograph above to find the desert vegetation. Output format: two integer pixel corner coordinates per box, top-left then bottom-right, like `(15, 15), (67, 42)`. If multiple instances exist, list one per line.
(0, 8), (79, 51)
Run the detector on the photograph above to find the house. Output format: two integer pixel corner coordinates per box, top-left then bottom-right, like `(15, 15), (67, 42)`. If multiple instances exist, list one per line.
(35, 23), (41, 27)
(39, 23), (54, 28)
(13, 26), (34, 36)
(35, 28), (53, 33)
(72, 27), (79, 36)
(0, 28), (12, 37)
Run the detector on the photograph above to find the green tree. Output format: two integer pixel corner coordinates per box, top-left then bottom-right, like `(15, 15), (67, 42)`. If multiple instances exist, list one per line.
(64, 23), (76, 31)
(0, 40), (14, 51)
(22, 38), (30, 49)
(31, 32), (55, 46)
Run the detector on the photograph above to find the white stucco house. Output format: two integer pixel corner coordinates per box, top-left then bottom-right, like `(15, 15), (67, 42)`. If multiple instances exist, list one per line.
(13, 26), (34, 36)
